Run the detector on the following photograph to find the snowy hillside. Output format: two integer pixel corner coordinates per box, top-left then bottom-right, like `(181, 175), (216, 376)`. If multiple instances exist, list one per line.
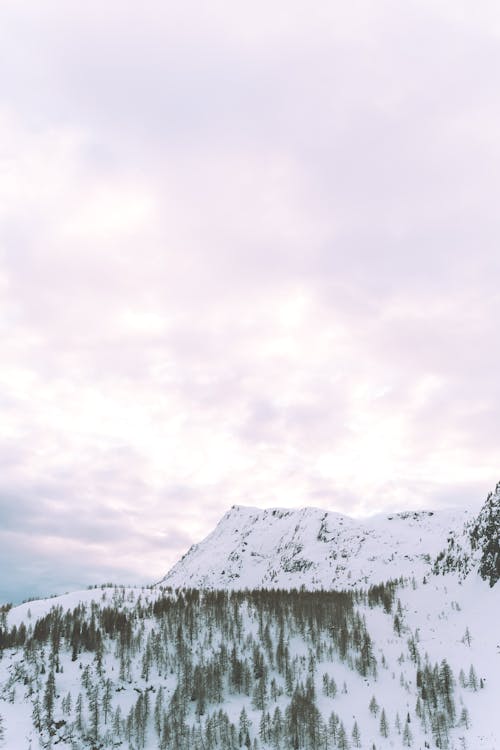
(161, 505), (471, 590)
(0, 487), (498, 749)
(0, 576), (498, 750)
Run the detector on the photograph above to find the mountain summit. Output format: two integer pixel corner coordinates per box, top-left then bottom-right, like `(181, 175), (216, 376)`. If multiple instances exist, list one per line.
(161, 503), (471, 590)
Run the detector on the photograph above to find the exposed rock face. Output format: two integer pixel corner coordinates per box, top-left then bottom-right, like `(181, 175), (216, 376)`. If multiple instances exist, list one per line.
(434, 482), (499, 587)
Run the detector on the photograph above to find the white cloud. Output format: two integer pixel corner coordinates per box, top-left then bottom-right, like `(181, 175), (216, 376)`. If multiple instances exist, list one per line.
(0, 0), (498, 600)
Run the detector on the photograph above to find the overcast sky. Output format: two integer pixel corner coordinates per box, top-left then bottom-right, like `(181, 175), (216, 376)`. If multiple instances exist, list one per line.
(1, 0), (499, 603)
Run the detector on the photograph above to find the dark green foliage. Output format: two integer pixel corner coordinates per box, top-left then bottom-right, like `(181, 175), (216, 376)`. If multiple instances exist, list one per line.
(43, 669), (56, 727)
(367, 581), (397, 613)
(284, 679), (322, 750)
(415, 657), (458, 748)
(369, 695), (379, 716)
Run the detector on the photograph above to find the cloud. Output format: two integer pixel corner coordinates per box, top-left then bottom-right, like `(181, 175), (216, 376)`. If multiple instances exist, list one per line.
(0, 0), (498, 601)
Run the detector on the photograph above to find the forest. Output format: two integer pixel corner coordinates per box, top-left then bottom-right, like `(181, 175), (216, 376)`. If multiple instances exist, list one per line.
(0, 581), (482, 750)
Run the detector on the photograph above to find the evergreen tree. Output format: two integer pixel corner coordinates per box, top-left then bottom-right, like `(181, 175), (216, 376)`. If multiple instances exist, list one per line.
(32, 700), (42, 733)
(468, 664), (478, 691)
(369, 695), (379, 716)
(462, 626), (472, 646)
(271, 706), (283, 749)
(89, 685), (99, 740)
(459, 706), (470, 730)
(239, 706), (251, 748)
(102, 677), (112, 724)
(379, 708), (389, 738)
(402, 719), (412, 746)
(43, 669), (56, 728)
(259, 711), (271, 745)
(112, 705), (122, 740)
(337, 721), (349, 750)
(154, 686), (164, 737)
(61, 691), (72, 716)
(395, 712), (401, 734)
(351, 719), (361, 747)
(75, 693), (84, 732)
(431, 710), (449, 749)
(328, 711), (339, 745)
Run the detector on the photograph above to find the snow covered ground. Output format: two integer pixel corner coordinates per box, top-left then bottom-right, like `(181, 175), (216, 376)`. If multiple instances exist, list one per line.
(0, 492), (497, 749)
(0, 574), (498, 749)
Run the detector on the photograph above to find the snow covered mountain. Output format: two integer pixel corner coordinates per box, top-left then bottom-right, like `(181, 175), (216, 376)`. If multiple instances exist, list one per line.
(434, 481), (500, 587)
(161, 504), (472, 590)
(0, 485), (498, 749)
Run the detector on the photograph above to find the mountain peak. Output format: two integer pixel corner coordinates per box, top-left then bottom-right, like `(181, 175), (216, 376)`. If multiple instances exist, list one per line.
(161, 503), (469, 590)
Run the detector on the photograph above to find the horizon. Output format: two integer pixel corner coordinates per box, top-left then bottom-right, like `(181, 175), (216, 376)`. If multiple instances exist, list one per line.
(3, 491), (489, 606)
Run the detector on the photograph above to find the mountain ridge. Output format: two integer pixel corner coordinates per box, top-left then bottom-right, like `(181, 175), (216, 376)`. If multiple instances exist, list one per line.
(161, 503), (471, 590)
(162, 484), (499, 591)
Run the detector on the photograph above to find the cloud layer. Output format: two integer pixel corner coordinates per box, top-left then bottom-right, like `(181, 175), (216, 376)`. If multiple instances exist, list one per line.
(0, 0), (499, 601)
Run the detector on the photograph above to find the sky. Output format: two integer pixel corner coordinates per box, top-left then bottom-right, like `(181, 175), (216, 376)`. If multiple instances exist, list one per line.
(0, 0), (499, 603)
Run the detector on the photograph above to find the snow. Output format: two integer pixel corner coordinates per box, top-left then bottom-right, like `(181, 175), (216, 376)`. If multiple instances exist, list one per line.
(161, 504), (471, 590)
(1, 575), (498, 749)
(6, 585), (154, 630)
(0, 496), (498, 749)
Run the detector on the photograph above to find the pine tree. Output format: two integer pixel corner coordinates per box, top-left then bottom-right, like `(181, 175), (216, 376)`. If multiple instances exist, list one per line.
(75, 693), (84, 732)
(337, 721), (349, 750)
(32, 699), (42, 733)
(394, 613), (402, 635)
(468, 664), (478, 691)
(271, 706), (283, 749)
(402, 719), (412, 746)
(89, 685), (99, 740)
(395, 712), (402, 734)
(62, 691), (72, 717)
(351, 719), (361, 747)
(154, 686), (164, 737)
(328, 711), (339, 744)
(459, 706), (470, 730)
(102, 678), (112, 724)
(462, 626), (472, 646)
(239, 707), (251, 747)
(43, 669), (56, 728)
(112, 705), (122, 741)
(369, 695), (379, 716)
(259, 711), (271, 744)
(379, 708), (389, 738)
(431, 710), (449, 749)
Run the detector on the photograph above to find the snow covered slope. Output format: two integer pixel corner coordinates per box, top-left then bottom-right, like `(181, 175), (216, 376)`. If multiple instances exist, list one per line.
(434, 482), (500, 587)
(161, 505), (471, 590)
(0, 489), (498, 749)
(1, 575), (498, 750)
